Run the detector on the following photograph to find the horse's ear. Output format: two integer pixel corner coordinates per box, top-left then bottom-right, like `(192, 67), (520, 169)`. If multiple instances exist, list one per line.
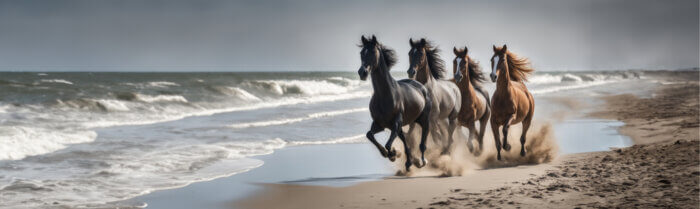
(502, 44), (508, 53)
(463, 46), (468, 54)
(371, 35), (377, 43)
(361, 35), (368, 45)
(493, 45), (497, 52)
(409, 38), (414, 47)
(453, 47), (459, 55)
(420, 38), (426, 45)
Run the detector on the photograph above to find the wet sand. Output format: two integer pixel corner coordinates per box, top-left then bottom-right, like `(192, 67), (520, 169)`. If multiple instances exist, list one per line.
(236, 71), (699, 209)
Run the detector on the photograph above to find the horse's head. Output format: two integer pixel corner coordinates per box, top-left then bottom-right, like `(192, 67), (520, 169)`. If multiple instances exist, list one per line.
(358, 35), (380, 81)
(453, 46), (469, 83)
(490, 44), (508, 82)
(407, 38), (428, 79)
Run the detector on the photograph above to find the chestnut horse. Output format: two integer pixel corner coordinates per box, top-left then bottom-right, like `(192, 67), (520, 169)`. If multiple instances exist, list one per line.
(407, 38), (461, 154)
(452, 46), (490, 156)
(489, 45), (535, 161)
(358, 35), (431, 171)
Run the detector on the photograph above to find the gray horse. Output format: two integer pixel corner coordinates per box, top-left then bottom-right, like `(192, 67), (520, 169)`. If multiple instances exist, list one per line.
(407, 38), (462, 155)
(358, 35), (432, 171)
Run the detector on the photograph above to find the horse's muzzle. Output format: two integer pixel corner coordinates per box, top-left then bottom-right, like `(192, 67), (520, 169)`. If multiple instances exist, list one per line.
(490, 73), (497, 82)
(407, 68), (416, 79)
(454, 73), (463, 83)
(358, 66), (369, 80)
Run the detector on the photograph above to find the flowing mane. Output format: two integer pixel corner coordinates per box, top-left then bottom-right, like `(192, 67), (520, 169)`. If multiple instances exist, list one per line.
(423, 41), (446, 79)
(501, 48), (534, 82)
(465, 55), (486, 85)
(379, 44), (397, 68)
(359, 42), (397, 69)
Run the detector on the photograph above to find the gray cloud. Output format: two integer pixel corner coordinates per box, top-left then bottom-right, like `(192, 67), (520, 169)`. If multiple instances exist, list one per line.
(0, 0), (697, 71)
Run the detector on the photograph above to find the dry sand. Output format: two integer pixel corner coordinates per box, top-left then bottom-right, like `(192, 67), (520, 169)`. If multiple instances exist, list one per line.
(236, 71), (700, 209)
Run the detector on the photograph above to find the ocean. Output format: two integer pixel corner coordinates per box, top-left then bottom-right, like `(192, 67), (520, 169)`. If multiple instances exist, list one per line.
(0, 70), (644, 208)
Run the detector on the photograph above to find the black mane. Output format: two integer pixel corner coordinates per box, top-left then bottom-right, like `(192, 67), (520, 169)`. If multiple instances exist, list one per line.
(359, 42), (397, 69)
(423, 41), (446, 79)
(379, 44), (397, 68)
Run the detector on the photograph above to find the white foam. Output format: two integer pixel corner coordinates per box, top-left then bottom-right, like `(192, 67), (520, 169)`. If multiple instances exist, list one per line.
(288, 134), (366, 146)
(221, 87), (262, 102)
(96, 99), (130, 111)
(247, 79), (358, 96)
(0, 138), (287, 208)
(230, 108), (368, 128)
(39, 79), (73, 85)
(81, 91), (372, 129)
(135, 94), (189, 103)
(560, 74), (583, 82)
(527, 74), (563, 84)
(530, 80), (613, 95)
(147, 81), (180, 88)
(0, 126), (97, 160)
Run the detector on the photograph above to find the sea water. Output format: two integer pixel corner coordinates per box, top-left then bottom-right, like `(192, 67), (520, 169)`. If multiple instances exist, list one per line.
(0, 70), (647, 208)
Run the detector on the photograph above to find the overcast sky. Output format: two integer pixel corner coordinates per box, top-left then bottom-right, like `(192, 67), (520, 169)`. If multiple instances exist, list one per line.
(0, 0), (697, 71)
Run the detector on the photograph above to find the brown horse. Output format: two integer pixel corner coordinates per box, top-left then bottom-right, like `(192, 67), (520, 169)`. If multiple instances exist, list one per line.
(489, 45), (535, 161)
(452, 46), (490, 156)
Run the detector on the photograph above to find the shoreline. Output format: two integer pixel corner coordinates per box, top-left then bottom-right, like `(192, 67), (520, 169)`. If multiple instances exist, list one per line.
(235, 71), (699, 209)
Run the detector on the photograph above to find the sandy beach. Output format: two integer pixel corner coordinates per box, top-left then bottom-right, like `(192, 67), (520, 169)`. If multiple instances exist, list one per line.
(235, 70), (699, 209)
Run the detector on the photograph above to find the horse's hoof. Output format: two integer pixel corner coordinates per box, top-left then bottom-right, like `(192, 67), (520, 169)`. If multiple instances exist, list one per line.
(520, 149), (526, 156)
(497, 154), (502, 161)
(440, 150), (449, 156)
(503, 143), (511, 151)
(388, 155), (397, 162)
(416, 159), (427, 168)
(473, 150), (482, 157)
(387, 149), (396, 157)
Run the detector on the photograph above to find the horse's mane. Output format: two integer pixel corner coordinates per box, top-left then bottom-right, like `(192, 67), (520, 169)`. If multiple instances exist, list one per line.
(465, 55), (486, 85)
(359, 41), (397, 69)
(423, 41), (446, 79)
(500, 48), (534, 82)
(379, 44), (397, 68)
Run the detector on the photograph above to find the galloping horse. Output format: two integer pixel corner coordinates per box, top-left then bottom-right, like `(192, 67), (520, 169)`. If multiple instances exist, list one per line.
(452, 46), (490, 156)
(489, 45), (535, 160)
(358, 35), (432, 171)
(407, 38), (461, 154)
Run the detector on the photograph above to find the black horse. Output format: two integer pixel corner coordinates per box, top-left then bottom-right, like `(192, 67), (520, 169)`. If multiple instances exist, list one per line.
(358, 35), (432, 171)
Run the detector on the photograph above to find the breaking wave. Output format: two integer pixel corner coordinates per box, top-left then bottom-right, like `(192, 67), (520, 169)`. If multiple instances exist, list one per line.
(0, 126), (97, 160)
(527, 71), (642, 85)
(230, 108), (367, 128)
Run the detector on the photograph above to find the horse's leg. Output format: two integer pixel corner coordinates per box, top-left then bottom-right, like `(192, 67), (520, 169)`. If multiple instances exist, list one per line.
(395, 124), (413, 172)
(520, 112), (534, 157)
(502, 116), (513, 151)
(466, 122), (478, 155)
(478, 106), (491, 154)
(490, 118), (502, 161)
(417, 113), (430, 168)
(384, 129), (398, 162)
(366, 122), (388, 157)
(431, 118), (445, 145)
(442, 117), (458, 155)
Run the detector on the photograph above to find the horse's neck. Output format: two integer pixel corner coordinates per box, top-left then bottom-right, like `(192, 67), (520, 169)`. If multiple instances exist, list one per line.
(496, 62), (511, 93)
(416, 65), (435, 86)
(459, 76), (476, 100)
(370, 63), (397, 97)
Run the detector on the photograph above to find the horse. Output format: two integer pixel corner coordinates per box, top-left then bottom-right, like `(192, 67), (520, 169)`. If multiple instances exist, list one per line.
(407, 38), (461, 154)
(452, 46), (490, 156)
(489, 44), (535, 161)
(358, 35), (432, 171)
